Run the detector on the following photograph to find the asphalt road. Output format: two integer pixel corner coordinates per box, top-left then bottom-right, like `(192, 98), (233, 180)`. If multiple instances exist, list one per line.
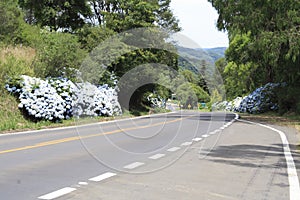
(65, 119), (300, 200)
(0, 111), (236, 200)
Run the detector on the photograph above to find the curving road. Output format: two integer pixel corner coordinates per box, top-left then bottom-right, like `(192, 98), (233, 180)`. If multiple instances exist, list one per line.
(1, 111), (299, 200)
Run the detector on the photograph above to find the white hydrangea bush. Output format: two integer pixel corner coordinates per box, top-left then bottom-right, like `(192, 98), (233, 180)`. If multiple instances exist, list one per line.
(48, 78), (77, 119)
(5, 75), (122, 121)
(213, 83), (280, 114)
(73, 82), (122, 117)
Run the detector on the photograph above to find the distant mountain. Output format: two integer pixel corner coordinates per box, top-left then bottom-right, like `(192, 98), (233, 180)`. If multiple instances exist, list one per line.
(177, 46), (227, 74)
(203, 47), (227, 62)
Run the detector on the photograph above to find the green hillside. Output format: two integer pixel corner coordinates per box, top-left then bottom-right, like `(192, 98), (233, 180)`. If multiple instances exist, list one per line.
(177, 46), (226, 74)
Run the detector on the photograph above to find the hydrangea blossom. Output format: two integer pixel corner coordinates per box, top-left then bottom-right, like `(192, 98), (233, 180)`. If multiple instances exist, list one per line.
(6, 75), (67, 121)
(5, 75), (122, 121)
(73, 82), (122, 117)
(48, 78), (77, 119)
(213, 83), (280, 114)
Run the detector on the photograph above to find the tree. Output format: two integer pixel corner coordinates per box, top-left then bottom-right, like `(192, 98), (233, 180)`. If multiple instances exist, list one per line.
(77, 25), (115, 51)
(219, 33), (265, 99)
(209, 0), (300, 113)
(19, 0), (91, 32)
(35, 32), (87, 79)
(88, 0), (180, 32)
(176, 82), (210, 108)
(0, 0), (23, 44)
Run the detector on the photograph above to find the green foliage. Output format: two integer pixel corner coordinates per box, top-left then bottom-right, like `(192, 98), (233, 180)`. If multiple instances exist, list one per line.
(0, 47), (35, 93)
(17, 23), (43, 47)
(0, 0), (24, 44)
(78, 26), (116, 51)
(176, 83), (198, 108)
(223, 62), (255, 98)
(0, 55), (34, 81)
(19, 0), (91, 32)
(176, 82), (210, 109)
(0, 0), (183, 127)
(35, 32), (87, 79)
(207, 88), (223, 111)
(89, 0), (180, 32)
(191, 84), (210, 102)
(215, 57), (227, 77)
(209, 0), (300, 113)
(180, 70), (198, 84)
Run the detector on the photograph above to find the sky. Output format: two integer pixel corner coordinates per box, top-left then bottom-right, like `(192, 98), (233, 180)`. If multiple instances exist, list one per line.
(170, 0), (229, 48)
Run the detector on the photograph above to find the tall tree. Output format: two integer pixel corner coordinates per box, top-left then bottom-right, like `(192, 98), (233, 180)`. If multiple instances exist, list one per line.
(209, 0), (300, 113)
(0, 0), (23, 43)
(88, 0), (180, 32)
(19, 0), (91, 32)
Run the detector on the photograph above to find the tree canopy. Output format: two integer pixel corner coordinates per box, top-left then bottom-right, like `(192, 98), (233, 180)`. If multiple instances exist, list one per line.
(1, 0), (190, 113)
(209, 0), (300, 114)
(19, 0), (91, 32)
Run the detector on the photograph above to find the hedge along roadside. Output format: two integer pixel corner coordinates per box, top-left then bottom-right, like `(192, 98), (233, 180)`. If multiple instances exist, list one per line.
(5, 75), (122, 122)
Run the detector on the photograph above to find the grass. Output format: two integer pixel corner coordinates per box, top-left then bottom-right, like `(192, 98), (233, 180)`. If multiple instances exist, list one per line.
(238, 112), (300, 132)
(0, 46), (36, 63)
(0, 97), (171, 134)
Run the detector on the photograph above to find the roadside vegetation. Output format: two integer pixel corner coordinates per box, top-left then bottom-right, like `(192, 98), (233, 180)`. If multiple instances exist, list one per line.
(0, 0), (212, 133)
(210, 0), (300, 115)
(0, 0), (299, 133)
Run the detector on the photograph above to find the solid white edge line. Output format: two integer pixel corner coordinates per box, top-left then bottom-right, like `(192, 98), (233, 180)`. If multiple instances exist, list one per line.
(89, 172), (116, 182)
(167, 147), (181, 152)
(234, 113), (239, 120)
(123, 162), (145, 169)
(202, 134), (209, 138)
(149, 154), (166, 160)
(237, 119), (300, 200)
(181, 142), (193, 146)
(38, 187), (76, 200)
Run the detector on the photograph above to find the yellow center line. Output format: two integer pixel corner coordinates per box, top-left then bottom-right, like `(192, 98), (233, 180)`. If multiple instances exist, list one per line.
(0, 115), (193, 155)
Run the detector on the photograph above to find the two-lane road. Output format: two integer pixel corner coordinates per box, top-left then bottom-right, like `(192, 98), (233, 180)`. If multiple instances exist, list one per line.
(0, 111), (235, 200)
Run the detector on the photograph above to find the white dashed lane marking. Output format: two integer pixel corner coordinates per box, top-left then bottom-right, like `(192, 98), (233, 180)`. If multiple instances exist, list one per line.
(38, 187), (76, 200)
(36, 113), (239, 200)
(149, 154), (165, 160)
(89, 172), (116, 182)
(181, 142), (192, 146)
(123, 162), (145, 169)
(192, 138), (202, 142)
(167, 147), (181, 152)
(210, 130), (217, 135)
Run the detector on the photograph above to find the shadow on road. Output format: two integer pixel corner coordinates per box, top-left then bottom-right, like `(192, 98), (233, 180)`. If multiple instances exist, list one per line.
(201, 143), (300, 171)
(146, 113), (236, 122)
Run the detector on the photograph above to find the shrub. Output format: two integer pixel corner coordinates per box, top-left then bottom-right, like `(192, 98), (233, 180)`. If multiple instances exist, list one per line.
(213, 83), (281, 114)
(5, 75), (122, 122)
(35, 32), (87, 80)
